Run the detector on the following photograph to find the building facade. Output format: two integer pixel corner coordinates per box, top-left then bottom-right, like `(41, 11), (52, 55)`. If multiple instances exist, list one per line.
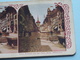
(6, 13), (17, 33)
(42, 5), (65, 33)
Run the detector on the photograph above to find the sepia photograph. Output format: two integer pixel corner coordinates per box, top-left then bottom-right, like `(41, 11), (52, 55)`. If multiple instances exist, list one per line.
(18, 4), (66, 52)
(0, 6), (18, 53)
(0, 0), (76, 58)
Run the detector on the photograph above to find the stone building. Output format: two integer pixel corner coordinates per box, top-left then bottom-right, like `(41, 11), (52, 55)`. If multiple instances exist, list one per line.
(18, 5), (41, 52)
(41, 5), (66, 46)
(0, 6), (18, 47)
(0, 6), (17, 33)
(43, 5), (65, 33)
(6, 13), (17, 33)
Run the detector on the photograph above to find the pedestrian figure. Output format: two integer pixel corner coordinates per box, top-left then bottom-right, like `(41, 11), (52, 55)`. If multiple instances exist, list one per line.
(50, 31), (53, 36)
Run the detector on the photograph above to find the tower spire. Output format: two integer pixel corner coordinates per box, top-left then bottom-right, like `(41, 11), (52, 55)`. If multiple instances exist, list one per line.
(36, 16), (40, 23)
(36, 16), (40, 27)
(37, 16), (39, 21)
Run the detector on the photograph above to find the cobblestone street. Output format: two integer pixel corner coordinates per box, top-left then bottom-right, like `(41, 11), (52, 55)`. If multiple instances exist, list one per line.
(41, 39), (66, 51)
(0, 33), (18, 53)
(0, 43), (17, 53)
(40, 32), (66, 51)
(0, 32), (65, 53)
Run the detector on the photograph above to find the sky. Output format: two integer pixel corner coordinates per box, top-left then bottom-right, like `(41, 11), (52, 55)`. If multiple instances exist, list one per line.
(28, 4), (56, 24)
(0, 6), (6, 12)
(0, 4), (56, 24)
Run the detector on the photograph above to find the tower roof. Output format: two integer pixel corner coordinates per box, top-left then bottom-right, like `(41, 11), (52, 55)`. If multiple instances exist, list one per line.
(36, 20), (40, 23)
(36, 16), (40, 23)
